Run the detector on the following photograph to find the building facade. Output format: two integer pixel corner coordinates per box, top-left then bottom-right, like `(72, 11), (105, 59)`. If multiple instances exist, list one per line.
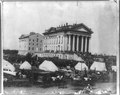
(18, 32), (43, 55)
(41, 23), (93, 60)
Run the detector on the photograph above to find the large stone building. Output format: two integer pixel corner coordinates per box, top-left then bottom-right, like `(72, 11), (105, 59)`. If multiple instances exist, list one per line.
(40, 23), (93, 60)
(18, 32), (43, 55)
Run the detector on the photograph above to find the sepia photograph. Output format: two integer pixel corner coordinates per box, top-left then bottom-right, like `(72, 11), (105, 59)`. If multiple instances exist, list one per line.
(1, 0), (119, 95)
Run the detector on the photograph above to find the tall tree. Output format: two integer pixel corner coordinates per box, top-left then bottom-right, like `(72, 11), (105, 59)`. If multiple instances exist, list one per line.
(82, 52), (94, 69)
(25, 53), (33, 64)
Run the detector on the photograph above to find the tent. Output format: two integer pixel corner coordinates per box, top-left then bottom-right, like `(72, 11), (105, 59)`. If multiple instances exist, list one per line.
(90, 61), (107, 71)
(111, 66), (117, 72)
(74, 54), (84, 61)
(3, 59), (15, 72)
(20, 61), (31, 70)
(39, 60), (58, 72)
(75, 62), (88, 71)
(3, 59), (16, 76)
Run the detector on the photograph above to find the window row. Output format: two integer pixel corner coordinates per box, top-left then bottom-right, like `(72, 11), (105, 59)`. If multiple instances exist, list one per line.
(28, 47), (42, 51)
(44, 45), (63, 51)
(29, 38), (42, 42)
(29, 43), (39, 46)
(44, 37), (63, 45)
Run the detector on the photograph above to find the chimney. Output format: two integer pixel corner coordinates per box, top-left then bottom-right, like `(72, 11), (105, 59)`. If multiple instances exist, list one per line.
(30, 32), (35, 35)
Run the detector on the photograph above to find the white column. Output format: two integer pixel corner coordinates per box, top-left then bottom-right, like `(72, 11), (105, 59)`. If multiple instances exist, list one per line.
(57, 36), (58, 44)
(85, 37), (87, 52)
(77, 36), (79, 51)
(65, 35), (68, 51)
(63, 36), (65, 51)
(58, 36), (59, 44)
(50, 38), (51, 51)
(60, 37), (61, 51)
(60, 45), (61, 51)
(81, 36), (83, 52)
(53, 37), (55, 51)
(63, 35), (66, 51)
(69, 35), (71, 51)
(48, 39), (49, 50)
(89, 37), (91, 52)
(72, 35), (75, 51)
(44, 40), (46, 51)
(67, 35), (69, 51)
(87, 37), (90, 52)
(47, 39), (48, 50)
(55, 37), (57, 51)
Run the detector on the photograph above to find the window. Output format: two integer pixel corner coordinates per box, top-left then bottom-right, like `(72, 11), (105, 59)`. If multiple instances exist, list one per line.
(29, 47), (30, 50)
(29, 39), (31, 41)
(39, 48), (41, 51)
(32, 47), (34, 50)
(33, 39), (34, 42)
(37, 38), (38, 42)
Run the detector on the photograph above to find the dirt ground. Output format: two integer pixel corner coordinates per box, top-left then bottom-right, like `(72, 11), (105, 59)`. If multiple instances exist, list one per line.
(3, 82), (116, 95)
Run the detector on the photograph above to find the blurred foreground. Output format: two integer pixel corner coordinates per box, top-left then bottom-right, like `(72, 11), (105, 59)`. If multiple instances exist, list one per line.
(4, 81), (116, 95)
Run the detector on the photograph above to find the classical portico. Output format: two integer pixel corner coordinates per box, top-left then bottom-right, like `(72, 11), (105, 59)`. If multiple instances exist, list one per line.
(66, 34), (90, 52)
(43, 23), (93, 54)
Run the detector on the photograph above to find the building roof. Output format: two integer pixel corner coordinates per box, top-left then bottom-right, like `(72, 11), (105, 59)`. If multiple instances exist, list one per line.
(19, 32), (43, 39)
(43, 23), (93, 35)
(19, 34), (29, 39)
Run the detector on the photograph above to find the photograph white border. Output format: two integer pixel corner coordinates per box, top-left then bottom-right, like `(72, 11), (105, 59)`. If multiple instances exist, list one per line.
(1, 0), (119, 95)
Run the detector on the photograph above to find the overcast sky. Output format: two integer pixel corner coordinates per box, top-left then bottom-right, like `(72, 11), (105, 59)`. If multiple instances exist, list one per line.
(2, 1), (118, 55)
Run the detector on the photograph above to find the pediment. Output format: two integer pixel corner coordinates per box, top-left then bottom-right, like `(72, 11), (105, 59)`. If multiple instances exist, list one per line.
(76, 28), (88, 32)
(43, 23), (93, 35)
(73, 23), (93, 34)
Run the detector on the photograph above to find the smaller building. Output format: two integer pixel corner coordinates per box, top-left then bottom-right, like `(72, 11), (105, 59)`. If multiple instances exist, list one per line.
(18, 32), (43, 55)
